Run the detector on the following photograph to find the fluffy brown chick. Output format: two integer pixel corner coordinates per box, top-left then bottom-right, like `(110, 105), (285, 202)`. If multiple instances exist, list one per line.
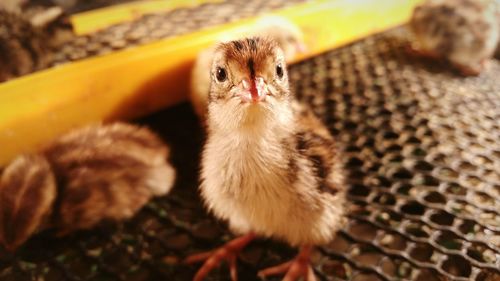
(0, 154), (56, 251)
(44, 122), (176, 233)
(185, 38), (345, 281)
(189, 15), (305, 121)
(0, 6), (73, 82)
(409, 0), (500, 75)
(0, 123), (176, 251)
(0, 9), (50, 82)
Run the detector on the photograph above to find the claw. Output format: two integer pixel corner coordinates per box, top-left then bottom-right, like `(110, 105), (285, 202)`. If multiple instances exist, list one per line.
(453, 62), (482, 76)
(406, 44), (441, 60)
(184, 233), (256, 281)
(258, 246), (316, 281)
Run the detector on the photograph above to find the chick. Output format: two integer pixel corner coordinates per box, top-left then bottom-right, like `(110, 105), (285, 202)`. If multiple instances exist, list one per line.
(409, 0), (500, 75)
(0, 154), (56, 251)
(0, 123), (176, 251)
(189, 15), (305, 121)
(0, 6), (73, 82)
(44, 122), (176, 233)
(0, 9), (50, 82)
(185, 38), (345, 281)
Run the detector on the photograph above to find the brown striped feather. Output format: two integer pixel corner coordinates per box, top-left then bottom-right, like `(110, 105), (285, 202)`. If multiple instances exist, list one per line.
(292, 102), (345, 197)
(42, 123), (175, 234)
(0, 155), (56, 251)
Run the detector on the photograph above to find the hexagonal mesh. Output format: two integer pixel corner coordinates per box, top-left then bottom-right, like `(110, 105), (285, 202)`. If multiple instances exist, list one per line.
(289, 27), (500, 281)
(49, 0), (306, 66)
(1, 4), (499, 281)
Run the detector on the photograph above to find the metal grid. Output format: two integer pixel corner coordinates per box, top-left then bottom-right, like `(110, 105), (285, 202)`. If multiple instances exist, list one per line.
(49, 0), (306, 66)
(289, 28), (500, 281)
(1, 10), (499, 281)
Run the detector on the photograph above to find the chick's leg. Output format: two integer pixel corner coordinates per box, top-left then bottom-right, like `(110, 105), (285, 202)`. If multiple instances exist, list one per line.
(184, 233), (256, 281)
(258, 246), (316, 281)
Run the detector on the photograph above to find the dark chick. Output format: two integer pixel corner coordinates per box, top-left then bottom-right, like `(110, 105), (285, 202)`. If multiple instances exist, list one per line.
(0, 123), (176, 251)
(0, 9), (50, 82)
(0, 6), (73, 82)
(186, 37), (346, 281)
(0, 154), (56, 251)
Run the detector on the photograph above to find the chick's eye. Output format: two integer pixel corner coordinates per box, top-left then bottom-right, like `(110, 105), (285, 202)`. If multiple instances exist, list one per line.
(216, 67), (227, 82)
(276, 64), (284, 78)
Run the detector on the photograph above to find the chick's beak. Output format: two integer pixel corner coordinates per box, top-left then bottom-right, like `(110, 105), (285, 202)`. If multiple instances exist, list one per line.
(239, 77), (267, 103)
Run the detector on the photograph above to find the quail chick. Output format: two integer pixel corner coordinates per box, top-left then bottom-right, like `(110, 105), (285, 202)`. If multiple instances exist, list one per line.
(0, 154), (56, 251)
(0, 9), (50, 82)
(0, 6), (73, 82)
(189, 15), (305, 121)
(0, 123), (176, 251)
(185, 38), (345, 281)
(44, 122), (176, 232)
(409, 0), (500, 75)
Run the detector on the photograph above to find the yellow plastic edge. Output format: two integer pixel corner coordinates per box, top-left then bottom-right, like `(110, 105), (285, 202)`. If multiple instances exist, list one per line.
(0, 0), (423, 166)
(71, 0), (222, 35)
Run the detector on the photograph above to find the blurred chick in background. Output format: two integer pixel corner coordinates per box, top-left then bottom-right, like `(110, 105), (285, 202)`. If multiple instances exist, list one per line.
(409, 0), (500, 75)
(0, 10), (51, 82)
(0, 0), (73, 82)
(189, 15), (306, 121)
(0, 123), (176, 251)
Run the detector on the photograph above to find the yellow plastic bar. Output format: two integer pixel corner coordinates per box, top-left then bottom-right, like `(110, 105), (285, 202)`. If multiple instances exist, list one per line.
(0, 0), (423, 166)
(71, 0), (222, 35)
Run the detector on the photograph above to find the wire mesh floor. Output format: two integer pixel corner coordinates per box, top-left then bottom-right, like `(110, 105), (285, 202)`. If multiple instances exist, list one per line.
(49, 0), (306, 66)
(1, 26), (498, 281)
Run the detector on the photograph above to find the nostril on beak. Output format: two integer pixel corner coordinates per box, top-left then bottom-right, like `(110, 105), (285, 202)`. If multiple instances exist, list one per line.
(238, 77), (267, 103)
(255, 77), (265, 86)
(241, 79), (251, 90)
(251, 77), (267, 102)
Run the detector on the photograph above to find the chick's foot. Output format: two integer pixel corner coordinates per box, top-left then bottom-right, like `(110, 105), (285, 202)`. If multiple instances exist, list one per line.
(185, 233), (256, 281)
(405, 45), (441, 60)
(454, 63), (481, 76)
(258, 246), (316, 281)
